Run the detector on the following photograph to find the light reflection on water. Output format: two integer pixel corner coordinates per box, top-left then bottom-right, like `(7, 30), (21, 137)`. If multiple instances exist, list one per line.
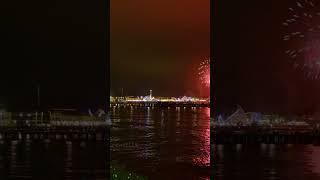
(111, 106), (211, 179)
(0, 140), (107, 179)
(214, 143), (320, 180)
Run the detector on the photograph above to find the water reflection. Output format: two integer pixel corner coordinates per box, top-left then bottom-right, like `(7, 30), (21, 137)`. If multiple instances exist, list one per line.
(305, 145), (320, 175)
(111, 106), (211, 179)
(214, 144), (320, 180)
(0, 140), (107, 179)
(65, 141), (72, 177)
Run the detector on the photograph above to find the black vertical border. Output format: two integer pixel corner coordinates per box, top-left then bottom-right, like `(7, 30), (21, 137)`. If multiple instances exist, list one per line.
(105, 1), (110, 122)
(105, 0), (111, 178)
(210, 0), (215, 179)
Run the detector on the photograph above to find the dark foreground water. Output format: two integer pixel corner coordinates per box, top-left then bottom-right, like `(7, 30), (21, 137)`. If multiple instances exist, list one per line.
(110, 106), (211, 179)
(214, 144), (320, 180)
(0, 140), (107, 179)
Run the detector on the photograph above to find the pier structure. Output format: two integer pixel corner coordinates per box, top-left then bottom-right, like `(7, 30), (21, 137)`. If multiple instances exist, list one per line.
(110, 90), (210, 108)
(212, 125), (320, 145)
(0, 111), (109, 142)
(211, 105), (320, 144)
(110, 101), (210, 108)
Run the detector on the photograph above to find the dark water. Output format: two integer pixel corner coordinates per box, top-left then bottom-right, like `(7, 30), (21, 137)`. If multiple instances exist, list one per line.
(110, 106), (211, 179)
(0, 140), (107, 179)
(214, 144), (320, 180)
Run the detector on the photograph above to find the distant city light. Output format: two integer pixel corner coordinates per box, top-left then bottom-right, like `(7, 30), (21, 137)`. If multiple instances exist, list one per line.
(109, 90), (209, 104)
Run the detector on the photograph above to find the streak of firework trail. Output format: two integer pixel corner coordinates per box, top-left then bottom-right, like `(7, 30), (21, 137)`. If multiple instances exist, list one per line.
(283, 0), (320, 79)
(198, 58), (210, 87)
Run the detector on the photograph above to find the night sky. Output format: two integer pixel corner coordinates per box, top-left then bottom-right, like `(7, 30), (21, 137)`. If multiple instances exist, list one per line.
(0, 0), (108, 111)
(214, 0), (320, 115)
(110, 0), (210, 97)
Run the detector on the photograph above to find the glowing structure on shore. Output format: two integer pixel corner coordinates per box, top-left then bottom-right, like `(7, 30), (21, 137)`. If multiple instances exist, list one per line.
(110, 96), (208, 103)
(283, 0), (320, 79)
(198, 58), (210, 87)
(110, 90), (209, 103)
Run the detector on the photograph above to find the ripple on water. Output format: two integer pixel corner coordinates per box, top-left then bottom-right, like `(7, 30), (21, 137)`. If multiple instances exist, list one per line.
(111, 107), (210, 179)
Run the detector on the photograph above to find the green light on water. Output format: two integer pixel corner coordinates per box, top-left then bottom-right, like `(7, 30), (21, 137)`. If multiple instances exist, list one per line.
(111, 166), (147, 180)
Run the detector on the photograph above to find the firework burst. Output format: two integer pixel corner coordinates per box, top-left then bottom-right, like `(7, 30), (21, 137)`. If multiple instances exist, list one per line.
(283, 0), (320, 79)
(198, 58), (210, 87)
